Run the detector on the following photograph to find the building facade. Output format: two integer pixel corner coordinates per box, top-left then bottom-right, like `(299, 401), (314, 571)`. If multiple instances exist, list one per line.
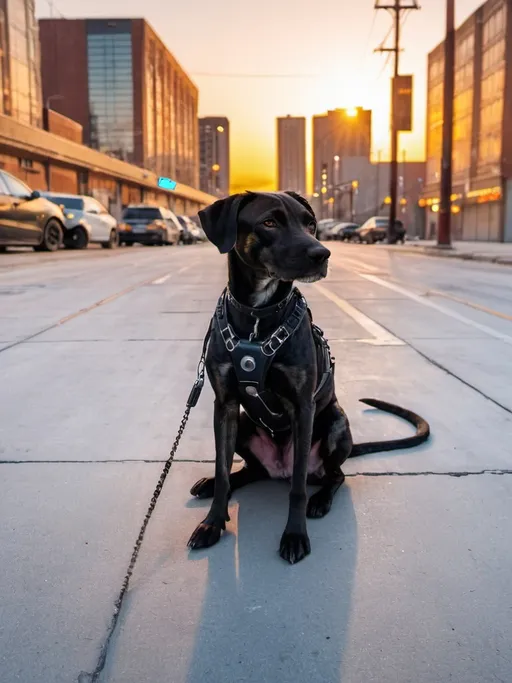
(423, 0), (512, 242)
(199, 116), (230, 197)
(276, 115), (306, 195)
(312, 107), (372, 197)
(39, 18), (199, 188)
(0, 0), (42, 126)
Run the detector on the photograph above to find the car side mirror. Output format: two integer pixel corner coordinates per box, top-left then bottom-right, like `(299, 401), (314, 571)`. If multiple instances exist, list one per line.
(30, 190), (41, 200)
(88, 208), (99, 215)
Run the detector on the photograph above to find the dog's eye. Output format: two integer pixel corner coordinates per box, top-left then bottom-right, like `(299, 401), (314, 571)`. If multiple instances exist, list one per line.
(263, 219), (277, 228)
(306, 222), (317, 234)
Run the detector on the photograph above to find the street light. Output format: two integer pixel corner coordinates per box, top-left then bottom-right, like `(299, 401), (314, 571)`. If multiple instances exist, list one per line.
(216, 125), (224, 133)
(212, 164), (220, 172)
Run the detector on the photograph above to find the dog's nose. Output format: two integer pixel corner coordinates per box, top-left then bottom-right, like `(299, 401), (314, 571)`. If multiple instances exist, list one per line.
(307, 244), (331, 264)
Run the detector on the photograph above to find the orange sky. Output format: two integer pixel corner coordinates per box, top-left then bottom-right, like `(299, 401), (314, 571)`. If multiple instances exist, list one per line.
(37, 0), (484, 194)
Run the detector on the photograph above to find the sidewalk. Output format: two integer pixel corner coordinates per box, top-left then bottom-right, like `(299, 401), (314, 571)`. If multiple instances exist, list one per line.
(379, 239), (512, 265)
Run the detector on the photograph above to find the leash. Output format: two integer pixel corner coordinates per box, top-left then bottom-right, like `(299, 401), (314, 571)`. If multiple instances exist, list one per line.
(90, 322), (213, 680)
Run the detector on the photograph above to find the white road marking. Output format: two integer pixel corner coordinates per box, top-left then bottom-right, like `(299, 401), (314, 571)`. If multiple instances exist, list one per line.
(361, 274), (512, 346)
(152, 265), (192, 285)
(314, 283), (404, 346)
(329, 254), (383, 274)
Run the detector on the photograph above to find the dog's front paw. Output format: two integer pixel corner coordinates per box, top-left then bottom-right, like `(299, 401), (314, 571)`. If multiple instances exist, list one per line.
(307, 490), (333, 519)
(190, 477), (215, 499)
(187, 520), (223, 550)
(279, 531), (311, 564)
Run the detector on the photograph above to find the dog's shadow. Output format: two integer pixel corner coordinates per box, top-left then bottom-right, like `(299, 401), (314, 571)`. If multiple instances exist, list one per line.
(184, 479), (358, 683)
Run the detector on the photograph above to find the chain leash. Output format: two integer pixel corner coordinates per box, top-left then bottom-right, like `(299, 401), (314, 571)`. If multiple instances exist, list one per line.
(89, 325), (212, 680)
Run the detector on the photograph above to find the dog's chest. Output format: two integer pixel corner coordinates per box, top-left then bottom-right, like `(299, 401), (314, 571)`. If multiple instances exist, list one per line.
(248, 427), (324, 479)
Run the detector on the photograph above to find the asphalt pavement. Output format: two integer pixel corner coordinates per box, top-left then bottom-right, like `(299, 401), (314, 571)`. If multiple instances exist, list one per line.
(1, 242), (511, 683)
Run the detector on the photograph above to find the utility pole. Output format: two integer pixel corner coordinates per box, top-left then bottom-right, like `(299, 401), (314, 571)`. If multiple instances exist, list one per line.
(438, 0), (455, 247)
(375, 0), (419, 243)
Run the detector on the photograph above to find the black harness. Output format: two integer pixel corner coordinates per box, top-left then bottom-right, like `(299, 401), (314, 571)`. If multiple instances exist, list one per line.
(214, 287), (334, 435)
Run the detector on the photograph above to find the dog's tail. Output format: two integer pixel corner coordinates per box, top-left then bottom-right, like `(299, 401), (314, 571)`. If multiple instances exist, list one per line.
(349, 398), (430, 458)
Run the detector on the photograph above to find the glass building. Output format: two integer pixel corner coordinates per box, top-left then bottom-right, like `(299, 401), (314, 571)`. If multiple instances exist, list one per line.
(423, 0), (512, 242)
(39, 18), (199, 188)
(0, 0), (42, 126)
(86, 21), (134, 162)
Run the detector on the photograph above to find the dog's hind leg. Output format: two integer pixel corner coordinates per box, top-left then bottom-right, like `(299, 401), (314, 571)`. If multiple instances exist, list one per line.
(307, 400), (353, 519)
(190, 412), (270, 499)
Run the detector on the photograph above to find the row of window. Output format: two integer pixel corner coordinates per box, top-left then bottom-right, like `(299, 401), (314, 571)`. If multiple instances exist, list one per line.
(456, 34), (474, 66)
(455, 63), (473, 93)
(482, 38), (505, 74)
(481, 68), (505, 105)
(482, 6), (506, 47)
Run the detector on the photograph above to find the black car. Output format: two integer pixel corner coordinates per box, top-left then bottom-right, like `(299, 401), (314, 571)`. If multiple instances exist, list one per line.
(354, 216), (406, 244)
(118, 205), (181, 246)
(0, 170), (66, 252)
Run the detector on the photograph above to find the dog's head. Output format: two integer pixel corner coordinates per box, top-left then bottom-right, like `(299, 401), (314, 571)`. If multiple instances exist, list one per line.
(198, 191), (330, 283)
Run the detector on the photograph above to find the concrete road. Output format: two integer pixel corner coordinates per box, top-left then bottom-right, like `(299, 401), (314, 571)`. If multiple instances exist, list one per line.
(0, 243), (511, 683)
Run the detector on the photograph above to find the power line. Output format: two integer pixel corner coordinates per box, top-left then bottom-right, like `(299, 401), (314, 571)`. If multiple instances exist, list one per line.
(191, 72), (317, 79)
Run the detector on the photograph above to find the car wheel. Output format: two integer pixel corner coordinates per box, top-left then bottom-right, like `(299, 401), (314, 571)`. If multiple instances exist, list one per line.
(102, 229), (118, 249)
(0, 246), (7, 253)
(65, 226), (89, 250)
(34, 218), (63, 252)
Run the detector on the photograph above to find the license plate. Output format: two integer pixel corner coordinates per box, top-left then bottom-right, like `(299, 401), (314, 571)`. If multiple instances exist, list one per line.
(133, 224), (146, 233)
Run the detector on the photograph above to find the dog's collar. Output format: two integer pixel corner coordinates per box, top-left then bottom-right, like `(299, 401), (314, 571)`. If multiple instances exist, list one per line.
(226, 286), (295, 319)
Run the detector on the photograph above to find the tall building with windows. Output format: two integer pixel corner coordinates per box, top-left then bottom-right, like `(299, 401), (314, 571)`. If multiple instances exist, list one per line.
(423, 0), (512, 242)
(0, 0), (42, 125)
(276, 115), (306, 195)
(199, 117), (230, 197)
(312, 107), (371, 193)
(39, 18), (199, 187)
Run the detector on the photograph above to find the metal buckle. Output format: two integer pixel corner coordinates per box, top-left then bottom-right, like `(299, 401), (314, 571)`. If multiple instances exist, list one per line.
(221, 325), (238, 352)
(262, 326), (289, 356)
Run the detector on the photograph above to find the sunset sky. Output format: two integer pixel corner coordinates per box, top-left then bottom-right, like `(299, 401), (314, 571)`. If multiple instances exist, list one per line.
(36, 0), (484, 193)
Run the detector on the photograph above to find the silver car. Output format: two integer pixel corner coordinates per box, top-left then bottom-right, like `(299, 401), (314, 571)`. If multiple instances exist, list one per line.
(42, 192), (118, 249)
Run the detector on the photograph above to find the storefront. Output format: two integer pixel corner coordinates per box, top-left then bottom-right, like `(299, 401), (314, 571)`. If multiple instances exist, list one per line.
(420, 184), (504, 242)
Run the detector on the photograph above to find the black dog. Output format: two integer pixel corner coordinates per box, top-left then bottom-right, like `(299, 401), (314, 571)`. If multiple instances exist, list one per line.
(187, 191), (429, 564)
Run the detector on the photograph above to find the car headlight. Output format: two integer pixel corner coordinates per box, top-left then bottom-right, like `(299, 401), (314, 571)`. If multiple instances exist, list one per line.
(66, 212), (74, 219)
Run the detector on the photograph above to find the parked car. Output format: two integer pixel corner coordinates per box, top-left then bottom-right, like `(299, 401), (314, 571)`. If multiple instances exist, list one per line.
(0, 170), (66, 252)
(42, 192), (118, 249)
(354, 216), (406, 244)
(177, 215), (199, 244)
(316, 219), (338, 241)
(118, 205), (182, 246)
(325, 222), (360, 241)
(178, 216), (203, 244)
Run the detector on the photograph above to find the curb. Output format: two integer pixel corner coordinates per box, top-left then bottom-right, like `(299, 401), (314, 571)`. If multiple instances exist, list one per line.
(377, 244), (512, 266)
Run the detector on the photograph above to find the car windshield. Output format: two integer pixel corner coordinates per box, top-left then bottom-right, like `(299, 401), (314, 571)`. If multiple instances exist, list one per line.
(123, 207), (161, 220)
(49, 196), (84, 210)
(177, 216), (187, 227)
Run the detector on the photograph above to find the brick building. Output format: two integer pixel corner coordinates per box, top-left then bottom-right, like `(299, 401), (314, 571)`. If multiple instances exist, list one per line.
(39, 18), (199, 188)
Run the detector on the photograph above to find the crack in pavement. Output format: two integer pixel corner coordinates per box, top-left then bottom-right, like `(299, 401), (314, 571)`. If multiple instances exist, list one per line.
(1, 459), (511, 477)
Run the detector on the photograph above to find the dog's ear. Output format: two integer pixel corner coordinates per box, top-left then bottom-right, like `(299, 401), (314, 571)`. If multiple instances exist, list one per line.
(285, 191), (316, 218)
(198, 194), (245, 253)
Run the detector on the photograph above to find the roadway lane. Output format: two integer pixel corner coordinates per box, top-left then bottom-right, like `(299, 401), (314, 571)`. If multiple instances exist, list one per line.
(0, 243), (511, 683)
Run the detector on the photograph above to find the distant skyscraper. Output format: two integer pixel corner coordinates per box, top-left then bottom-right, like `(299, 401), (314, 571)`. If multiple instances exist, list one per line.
(199, 117), (230, 197)
(312, 107), (372, 194)
(277, 115), (306, 195)
(0, 0), (42, 126)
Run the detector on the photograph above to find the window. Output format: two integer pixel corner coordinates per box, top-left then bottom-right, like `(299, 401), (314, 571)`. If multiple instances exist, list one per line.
(47, 196), (84, 210)
(122, 207), (162, 221)
(2, 172), (31, 197)
(87, 29), (134, 158)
